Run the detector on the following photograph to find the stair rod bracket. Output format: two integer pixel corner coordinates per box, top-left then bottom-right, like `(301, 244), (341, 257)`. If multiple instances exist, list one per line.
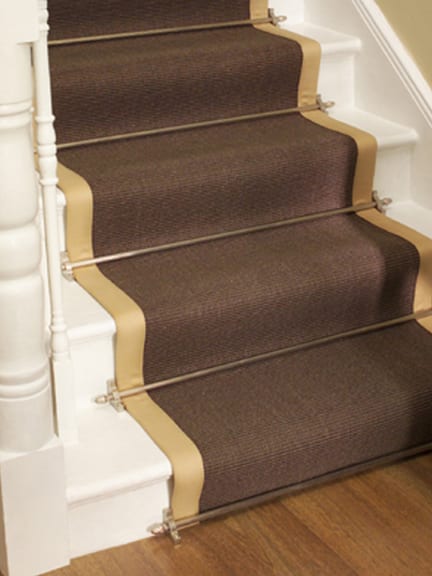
(268, 9), (287, 27)
(317, 94), (336, 114)
(373, 190), (393, 213)
(155, 509), (182, 545)
(95, 380), (125, 412)
(61, 251), (74, 281)
(150, 509), (181, 544)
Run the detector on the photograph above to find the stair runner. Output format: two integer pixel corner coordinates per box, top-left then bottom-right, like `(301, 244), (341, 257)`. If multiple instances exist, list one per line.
(49, 0), (432, 528)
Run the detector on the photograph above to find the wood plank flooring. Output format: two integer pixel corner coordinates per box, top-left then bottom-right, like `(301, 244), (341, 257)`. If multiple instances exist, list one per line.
(48, 453), (432, 576)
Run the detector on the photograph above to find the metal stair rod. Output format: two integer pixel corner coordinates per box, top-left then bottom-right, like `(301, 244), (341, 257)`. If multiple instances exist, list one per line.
(56, 97), (335, 151)
(63, 199), (379, 274)
(151, 441), (432, 544)
(49, 10), (287, 47)
(94, 308), (432, 408)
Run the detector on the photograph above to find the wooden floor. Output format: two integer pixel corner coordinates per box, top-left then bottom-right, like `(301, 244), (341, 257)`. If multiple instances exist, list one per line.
(49, 454), (432, 576)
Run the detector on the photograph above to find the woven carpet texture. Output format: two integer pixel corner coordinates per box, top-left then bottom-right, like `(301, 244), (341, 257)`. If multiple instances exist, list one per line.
(50, 1), (432, 515)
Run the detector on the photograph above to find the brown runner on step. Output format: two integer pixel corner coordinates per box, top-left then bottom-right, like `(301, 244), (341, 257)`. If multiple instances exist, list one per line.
(51, 0), (432, 522)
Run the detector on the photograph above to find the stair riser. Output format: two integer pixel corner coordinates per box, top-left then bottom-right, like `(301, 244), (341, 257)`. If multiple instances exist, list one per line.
(69, 479), (169, 558)
(318, 52), (355, 108)
(71, 337), (115, 408)
(374, 146), (413, 204)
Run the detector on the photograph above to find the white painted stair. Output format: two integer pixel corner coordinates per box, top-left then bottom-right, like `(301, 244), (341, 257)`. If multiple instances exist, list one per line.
(60, 2), (432, 559)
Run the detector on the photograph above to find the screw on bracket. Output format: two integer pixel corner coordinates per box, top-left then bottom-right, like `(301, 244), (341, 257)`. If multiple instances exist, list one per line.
(268, 9), (287, 26)
(317, 94), (336, 113)
(373, 190), (393, 213)
(94, 380), (125, 412)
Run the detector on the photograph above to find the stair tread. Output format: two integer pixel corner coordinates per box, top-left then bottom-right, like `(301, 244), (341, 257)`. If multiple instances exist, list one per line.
(50, 27), (303, 144)
(99, 214), (418, 383)
(149, 321), (432, 511)
(59, 114), (357, 256)
(285, 22), (361, 55)
(330, 107), (418, 148)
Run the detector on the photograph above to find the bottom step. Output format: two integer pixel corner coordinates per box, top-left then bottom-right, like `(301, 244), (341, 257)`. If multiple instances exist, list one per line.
(65, 406), (171, 558)
(147, 321), (432, 513)
(65, 320), (432, 557)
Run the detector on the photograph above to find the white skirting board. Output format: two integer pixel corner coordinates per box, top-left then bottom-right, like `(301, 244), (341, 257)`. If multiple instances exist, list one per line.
(352, 0), (432, 127)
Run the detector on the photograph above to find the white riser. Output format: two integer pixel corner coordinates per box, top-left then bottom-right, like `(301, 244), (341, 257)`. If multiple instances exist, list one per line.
(318, 52), (356, 108)
(69, 479), (169, 558)
(71, 338), (114, 409)
(285, 22), (361, 108)
(329, 107), (418, 204)
(63, 278), (115, 407)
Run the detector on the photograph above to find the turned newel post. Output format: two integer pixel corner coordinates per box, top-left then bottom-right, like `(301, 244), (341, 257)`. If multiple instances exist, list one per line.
(0, 13), (54, 452)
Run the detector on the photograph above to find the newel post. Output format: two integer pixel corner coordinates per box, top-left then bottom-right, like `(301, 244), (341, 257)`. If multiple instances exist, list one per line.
(0, 4), (53, 455)
(0, 1), (70, 574)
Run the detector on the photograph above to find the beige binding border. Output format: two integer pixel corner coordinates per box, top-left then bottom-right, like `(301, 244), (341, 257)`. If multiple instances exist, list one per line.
(255, 15), (432, 335)
(58, 164), (204, 519)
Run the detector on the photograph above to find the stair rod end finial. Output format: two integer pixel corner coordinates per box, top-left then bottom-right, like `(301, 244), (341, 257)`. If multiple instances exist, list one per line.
(94, 394), (110, 405)
(149, 523), (168, 537)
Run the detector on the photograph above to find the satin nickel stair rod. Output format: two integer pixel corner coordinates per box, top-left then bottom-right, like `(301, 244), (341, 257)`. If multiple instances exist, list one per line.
(95, 308), (432, 410)
(151, 441), (432, 544)
(49, 9), (287, 46)
(56, 96), (335, 151)
(63, 196), (387, 275)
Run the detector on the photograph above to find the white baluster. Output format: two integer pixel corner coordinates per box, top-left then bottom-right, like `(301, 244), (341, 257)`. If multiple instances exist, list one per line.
(34, 0), (78, 443)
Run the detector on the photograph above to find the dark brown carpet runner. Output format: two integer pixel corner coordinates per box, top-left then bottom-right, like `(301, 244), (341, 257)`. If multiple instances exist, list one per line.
(49, 0), (432, 526)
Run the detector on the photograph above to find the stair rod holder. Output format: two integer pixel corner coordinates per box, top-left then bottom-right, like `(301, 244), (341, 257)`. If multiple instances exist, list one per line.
(95, 308), (432, 410)
(63, 198), (380, 276)
(49, 10), (287, 47)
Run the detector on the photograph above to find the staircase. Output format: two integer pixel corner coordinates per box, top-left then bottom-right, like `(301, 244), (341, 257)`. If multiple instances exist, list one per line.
(47, 0), (432, 558)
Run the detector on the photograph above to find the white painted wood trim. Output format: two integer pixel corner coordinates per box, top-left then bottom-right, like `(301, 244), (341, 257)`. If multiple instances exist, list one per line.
(0, 36), (53, 454)
(353, 0), (432, 127)
(34, 0), (78, 444)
